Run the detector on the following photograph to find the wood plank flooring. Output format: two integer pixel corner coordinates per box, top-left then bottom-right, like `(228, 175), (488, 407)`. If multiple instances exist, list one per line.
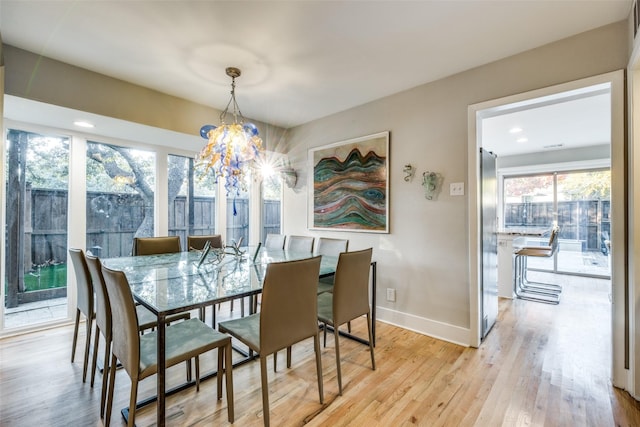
(1, 273), (640, 426)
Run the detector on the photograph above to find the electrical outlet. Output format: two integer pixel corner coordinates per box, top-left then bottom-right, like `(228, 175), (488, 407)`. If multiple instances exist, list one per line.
(386, 288), (396, 302)
(450, 182), (465, 196)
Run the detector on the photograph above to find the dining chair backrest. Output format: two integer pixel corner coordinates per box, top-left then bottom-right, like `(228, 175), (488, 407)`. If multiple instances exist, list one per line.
(102, 266), (141, 380)
(332, 248), (373, 325)
(286, 235), (314, 253)
(69, 248), (94, 319)
(132, 236), (181, 256)
(315, 237), (349, 257)
(188, 234), (223, 250)
(260, 256), (322, 356)
(264, 233), (286, 250)
(85, 255), (111, 338)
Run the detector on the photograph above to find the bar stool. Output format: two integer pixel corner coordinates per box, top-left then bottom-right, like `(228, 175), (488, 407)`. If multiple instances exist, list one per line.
(514, 226), (561, 304)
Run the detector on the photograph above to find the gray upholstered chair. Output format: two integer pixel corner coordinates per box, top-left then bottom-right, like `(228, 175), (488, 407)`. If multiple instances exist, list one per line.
(69, 248), (94, 383)
(286, 235), (314, 253)
(317, 248), (375, 395)
(132, 236), (181, 256)
(315, 237), (349, 295)
(218, 256), (323, 427)
(102, 265), (234, 427)
(85, 255), (190, 419)
(264, 233), (286, 250)
(187, 234), (223, 250)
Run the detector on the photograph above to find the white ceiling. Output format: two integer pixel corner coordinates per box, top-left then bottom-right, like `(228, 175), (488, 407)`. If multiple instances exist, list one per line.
(0, 0), (631, 154)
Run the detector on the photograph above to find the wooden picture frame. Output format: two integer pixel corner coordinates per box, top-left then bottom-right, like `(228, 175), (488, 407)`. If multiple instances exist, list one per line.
(308, 131), (389, 233)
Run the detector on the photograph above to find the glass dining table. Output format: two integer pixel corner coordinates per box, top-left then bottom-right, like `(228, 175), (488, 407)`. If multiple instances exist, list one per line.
(102, 246), (376, 426)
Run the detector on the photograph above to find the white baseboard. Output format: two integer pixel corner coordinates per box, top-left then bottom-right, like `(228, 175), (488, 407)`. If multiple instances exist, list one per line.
(376, 306), (471, 347)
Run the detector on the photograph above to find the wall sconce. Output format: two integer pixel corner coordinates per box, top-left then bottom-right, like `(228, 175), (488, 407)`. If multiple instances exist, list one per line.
(280, 167), (297, 188)
(403, 164), (415, 182)
(422, 171), (441, 200)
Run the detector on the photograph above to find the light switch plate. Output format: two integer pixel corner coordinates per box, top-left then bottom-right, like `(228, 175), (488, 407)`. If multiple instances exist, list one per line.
(450, 182), (465, 196)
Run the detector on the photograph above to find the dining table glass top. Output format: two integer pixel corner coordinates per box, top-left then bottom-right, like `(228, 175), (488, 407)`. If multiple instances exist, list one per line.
(102, 247), (337, 315)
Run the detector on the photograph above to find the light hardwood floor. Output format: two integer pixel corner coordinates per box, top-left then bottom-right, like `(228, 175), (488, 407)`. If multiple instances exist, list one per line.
(1, 273), (640, 426)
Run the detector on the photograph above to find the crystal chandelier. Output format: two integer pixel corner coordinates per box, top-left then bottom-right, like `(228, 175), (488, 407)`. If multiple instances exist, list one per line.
(198, 67), (263, 197)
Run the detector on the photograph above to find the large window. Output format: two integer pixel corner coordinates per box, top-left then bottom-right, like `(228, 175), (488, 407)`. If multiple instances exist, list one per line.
(503, 168), (610, 277)
(262, 174), (282, 242)
(4, 129), (70, 329)
(226, 173), (250, 246)
(85, 141), (155, 258)
(167, 154), (217, 249)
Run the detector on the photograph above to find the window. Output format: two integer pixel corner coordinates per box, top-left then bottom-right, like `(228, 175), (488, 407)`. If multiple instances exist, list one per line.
(167, 154), (217, 249)
(85, 141), (155, 258)
(262, 174), (282, 242)
(503, 168), (610, 277)
(4, 129), (70, 328)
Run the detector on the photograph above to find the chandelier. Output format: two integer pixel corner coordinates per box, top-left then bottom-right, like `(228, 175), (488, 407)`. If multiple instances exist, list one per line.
(198, 67), (263, 197)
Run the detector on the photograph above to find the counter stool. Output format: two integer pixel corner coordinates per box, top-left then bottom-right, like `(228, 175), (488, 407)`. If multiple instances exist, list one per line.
(514, 227), (561, 304)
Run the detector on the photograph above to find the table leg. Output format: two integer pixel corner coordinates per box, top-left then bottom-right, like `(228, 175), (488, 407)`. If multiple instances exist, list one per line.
(371, 262), (376, 346)
(157, 313), (167, 427)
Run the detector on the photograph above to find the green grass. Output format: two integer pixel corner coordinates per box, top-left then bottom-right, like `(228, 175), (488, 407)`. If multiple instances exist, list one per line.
(23, 264), (67, 292)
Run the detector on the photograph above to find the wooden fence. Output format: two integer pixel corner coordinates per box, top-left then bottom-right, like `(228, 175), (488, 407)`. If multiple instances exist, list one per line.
(25, 188), (280, 262)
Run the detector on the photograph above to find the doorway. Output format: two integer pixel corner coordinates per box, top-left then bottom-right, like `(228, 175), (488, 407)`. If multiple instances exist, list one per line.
(467, 71), (626, 391)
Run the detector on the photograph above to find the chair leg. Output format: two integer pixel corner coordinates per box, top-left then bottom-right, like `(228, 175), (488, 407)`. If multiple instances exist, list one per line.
(217, 347), (224, 399)
(195, 355), (201, 392)
(90, 325), (101, 387)
(71, 310), (80, 362)
(186, 358), (192, 382)
(128, 377), (139, 427)
(100, 337), (111, 418)
(82, 315), (93, 382)
(273, 351), (278, 372)
(286, 346), (292, 369)
(259, 356), (270, 427)
(313, 334), (324, 404)
(366, 313), (376, 370)
(323, 322), (327, 347)
(105, 353), (118, 427)
(333, 324), (343, 395)
(224, 343), (235, 423)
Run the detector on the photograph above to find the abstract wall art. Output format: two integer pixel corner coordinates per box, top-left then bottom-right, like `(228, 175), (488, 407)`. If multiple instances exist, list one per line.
(308, 131), (389, 233)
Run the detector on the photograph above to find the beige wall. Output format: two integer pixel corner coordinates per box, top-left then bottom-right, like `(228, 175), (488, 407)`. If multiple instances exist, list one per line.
(284, 21), (629, 344)
(2, 45), (287, 151)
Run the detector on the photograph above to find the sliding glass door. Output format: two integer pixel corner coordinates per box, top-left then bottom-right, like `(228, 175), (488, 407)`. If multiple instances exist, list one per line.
(503, 168), (610, 278)
(556, 170), (610, 276)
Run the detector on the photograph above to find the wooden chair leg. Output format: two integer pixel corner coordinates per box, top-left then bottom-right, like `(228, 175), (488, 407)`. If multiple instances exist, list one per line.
(366, 313), (376, 370)
(71, 310), (80, 362)
(333, 325), (343, 395)
(260, 356), (270, 427)
(128, 377), (139, 427)
(273, 351), (278, 372)
(224, 343), (235, 423)
(313, 334), (324, 404)
(217, 347), (224, 399)
(286, 346), (292, 368)
(105, 353), (118, 427)
(90, 325), (101, 387)
(100, 337), (111, 418)
(82, 316), (93, 382)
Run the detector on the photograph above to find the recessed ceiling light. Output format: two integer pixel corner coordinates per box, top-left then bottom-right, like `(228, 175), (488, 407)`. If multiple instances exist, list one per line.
(74, 120), (95, 128)
(516, 137), (528, 143)
(509, 127), (523, 134)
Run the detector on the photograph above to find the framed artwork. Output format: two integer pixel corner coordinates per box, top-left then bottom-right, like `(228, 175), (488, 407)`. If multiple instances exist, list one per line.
(308, 131), (389, 233)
